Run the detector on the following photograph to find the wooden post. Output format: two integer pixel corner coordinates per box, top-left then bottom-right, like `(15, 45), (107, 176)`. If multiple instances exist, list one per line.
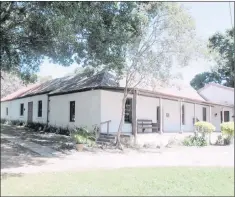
(194, 103), (196, 132)
(107, 121), (109, 135)
(209, 105), (212, 123)
(180, 100), (182, 133)
(159, 97), (163, 134)
(222, 107), (224, 123)
(132, 89), (137, 138)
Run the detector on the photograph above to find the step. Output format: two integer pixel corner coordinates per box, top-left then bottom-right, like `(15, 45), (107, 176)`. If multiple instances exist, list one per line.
(97, 137), (114, 143)
(96, 140), (114, 145)
(99, 134), (116, 140)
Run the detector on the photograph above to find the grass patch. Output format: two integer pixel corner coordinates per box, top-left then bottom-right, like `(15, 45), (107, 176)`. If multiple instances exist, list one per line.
(1, 167), (234, 196)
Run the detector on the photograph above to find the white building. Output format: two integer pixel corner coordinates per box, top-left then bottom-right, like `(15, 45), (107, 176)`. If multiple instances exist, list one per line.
(1, 71), (234, 137)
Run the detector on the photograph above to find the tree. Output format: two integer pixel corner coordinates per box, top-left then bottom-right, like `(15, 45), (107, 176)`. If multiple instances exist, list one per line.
(115, 3), (201, 149)
(1, 71), (26, 98)
(190, 28), (234, 90)
(0, 2), (143, 82)
(190, 72), (222, 90)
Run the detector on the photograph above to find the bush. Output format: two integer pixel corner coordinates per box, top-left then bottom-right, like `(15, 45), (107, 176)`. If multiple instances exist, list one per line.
(183, 135), (207, 147)
(221, 122), (234, 137)
(194, 121), (216, 134)
(1, 119), (7, 124)
(72, 127), (95, 145)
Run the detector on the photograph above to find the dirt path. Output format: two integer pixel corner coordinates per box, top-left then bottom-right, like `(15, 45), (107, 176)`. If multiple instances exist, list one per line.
(1, 124), (234, 175)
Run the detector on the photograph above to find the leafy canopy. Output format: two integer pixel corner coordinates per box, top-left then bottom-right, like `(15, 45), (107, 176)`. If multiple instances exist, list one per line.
(0, 2), (142, 82)
(190, 28), (234, 90)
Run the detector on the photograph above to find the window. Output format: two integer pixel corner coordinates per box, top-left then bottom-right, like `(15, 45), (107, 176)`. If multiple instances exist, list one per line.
(202, 107), (206, 121)
(70, 101), (75, 122)
(221, 111), (230, 122)
(20, 103), (24, 116)
(38, 100), (42, 117)
(6, 107), (8, 116)
(182, 104), (185, 125)
(124, 98), (132, 123)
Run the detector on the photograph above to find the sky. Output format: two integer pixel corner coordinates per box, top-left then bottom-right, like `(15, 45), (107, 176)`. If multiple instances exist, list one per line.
(38, 2), (234, 85)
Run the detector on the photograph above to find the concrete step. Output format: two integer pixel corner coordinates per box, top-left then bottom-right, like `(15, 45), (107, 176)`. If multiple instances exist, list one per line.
(99, 134), (116, 140)
(96, 140), (114, 145)
(97, 137), (114, 143)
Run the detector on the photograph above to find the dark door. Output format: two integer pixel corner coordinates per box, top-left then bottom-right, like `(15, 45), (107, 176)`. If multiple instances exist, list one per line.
(28, 102), (33, 123)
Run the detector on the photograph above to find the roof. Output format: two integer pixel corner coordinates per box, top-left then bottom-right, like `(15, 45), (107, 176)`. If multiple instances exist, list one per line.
(1, 71), (233, 108)
(1, 71), (118, 101)
(1, 83), (41, 102)
(198, 82), (234, 93)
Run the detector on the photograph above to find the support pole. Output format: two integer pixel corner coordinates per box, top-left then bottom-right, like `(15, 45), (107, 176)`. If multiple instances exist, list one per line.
(209, 105), (212, 123)
(132, 89), (137, 139)
(194, 103), (196, 132)
(222, 107), (224, 123)
(180, 100), (183, 133)
(160, 97), (163, 134)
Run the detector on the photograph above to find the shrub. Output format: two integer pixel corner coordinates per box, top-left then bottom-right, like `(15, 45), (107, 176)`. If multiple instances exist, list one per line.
(221, 122), (234, 137)
(215, 134), (224, 145)
(194, 121), (216, 134)
(1, 119), (7, 124)
(182, 135), (207, 147)
(72, 127), (95, 145)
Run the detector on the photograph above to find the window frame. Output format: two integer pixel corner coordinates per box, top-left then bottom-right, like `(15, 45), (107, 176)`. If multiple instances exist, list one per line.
(20, 103), (24, 116)
(221, 111), (230, 122)
(69, 101), (75, 122)
(202, 107), (207, 121)
(38, 100), (42, 117)
(124, 98), (132, 123)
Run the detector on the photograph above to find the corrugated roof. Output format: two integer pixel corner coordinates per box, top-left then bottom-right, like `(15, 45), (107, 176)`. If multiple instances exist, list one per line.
(1, 83), (41, 102)
(3, 71), (226, 105)
(1, 71), (119, 101)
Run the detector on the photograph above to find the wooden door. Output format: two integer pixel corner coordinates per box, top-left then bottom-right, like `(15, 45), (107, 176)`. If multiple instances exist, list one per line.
(28, 102), (33, 123)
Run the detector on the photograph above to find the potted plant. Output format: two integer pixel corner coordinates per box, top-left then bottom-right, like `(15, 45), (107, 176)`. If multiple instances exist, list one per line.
(73, 134), (86, 151)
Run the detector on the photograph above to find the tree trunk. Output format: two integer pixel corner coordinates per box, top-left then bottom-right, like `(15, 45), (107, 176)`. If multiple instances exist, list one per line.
(116, 94), (127, 150)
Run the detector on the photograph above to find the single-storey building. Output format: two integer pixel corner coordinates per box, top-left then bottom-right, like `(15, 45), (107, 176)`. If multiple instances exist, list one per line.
(1, 71), (234, 138)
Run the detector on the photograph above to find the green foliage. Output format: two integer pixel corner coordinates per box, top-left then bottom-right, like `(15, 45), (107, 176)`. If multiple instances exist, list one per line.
(182, 135), (207, 147)
(194, 121), (216, 134)
(215, 134), (224, 145)
(72, 127), (95, 145)
(190, 28), (234, 90)
(221, 122), (234, 137)
(1, 119), (7, 124)
(0, 2), (145, 82)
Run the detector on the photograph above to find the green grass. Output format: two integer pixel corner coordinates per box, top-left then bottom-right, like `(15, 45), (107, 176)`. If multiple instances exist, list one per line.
(1, 167), (234, 196)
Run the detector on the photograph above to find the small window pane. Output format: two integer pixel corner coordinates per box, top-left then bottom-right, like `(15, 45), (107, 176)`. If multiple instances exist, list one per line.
(38, 100), (42, 117)
(70, 101), (75, 122)
(203, 107), (206, 121)
(124, 98), (132, 123)
(6, 107), (8, 115)
(20, 104), (24, 116)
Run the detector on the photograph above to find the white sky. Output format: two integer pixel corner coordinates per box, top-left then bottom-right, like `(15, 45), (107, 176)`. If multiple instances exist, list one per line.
(38, 2), (234, 84)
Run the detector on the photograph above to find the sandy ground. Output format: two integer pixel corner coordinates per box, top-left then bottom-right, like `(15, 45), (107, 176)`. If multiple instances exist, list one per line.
(1, 125), (234, 175)
(1, 145), (234, 175)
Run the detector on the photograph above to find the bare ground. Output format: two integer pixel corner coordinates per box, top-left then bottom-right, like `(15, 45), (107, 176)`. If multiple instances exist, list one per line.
(1, 124), (234, 177)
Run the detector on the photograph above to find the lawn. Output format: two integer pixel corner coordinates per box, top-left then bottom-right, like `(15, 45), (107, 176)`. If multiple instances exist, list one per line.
(1, 167), (234, 196)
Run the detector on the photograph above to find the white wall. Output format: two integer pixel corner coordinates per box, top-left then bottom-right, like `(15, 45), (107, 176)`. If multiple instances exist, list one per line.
(211, 106), (234, 132)
(100, 90), (213, 133)
(0, 94), (48, 123)
(199, 85), (234, 105)
(49, 90), (101, 130)
(100, 90), (132, 133)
